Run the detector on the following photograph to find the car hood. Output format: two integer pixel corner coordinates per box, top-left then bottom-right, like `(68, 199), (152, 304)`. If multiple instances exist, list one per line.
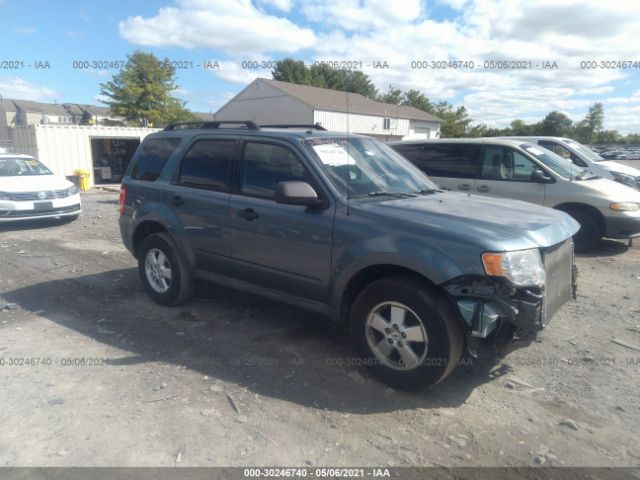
(595, 160), (640, 177)
(576, 177), (640, 200)
(354, 192), (579, 251)
(0, 174), (73, 192)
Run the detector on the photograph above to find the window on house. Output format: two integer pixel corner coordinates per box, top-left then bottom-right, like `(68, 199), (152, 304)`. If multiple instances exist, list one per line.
(383, 118), (391, 130)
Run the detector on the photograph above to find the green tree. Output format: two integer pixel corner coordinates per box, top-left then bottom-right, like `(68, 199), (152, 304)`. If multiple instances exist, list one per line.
(272, 58), (311, 85)
(595, 129), (621, 144)
(536, 111), (574, 136)
(435, 102), (472, 138)
(583, 102), (605, 143)
(377, 85), (403, 105)
(273, 59), (377, 98)
(509, 119), (534, 136)
(402, 89), (433, 112)
(100, 50), (195, 127)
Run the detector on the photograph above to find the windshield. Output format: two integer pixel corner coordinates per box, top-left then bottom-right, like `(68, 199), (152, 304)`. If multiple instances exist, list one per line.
(521, 144), (595, 179)
(0, 157), (53, 176)
(305, 137), (439, 198)
(563, 139), (604, 162)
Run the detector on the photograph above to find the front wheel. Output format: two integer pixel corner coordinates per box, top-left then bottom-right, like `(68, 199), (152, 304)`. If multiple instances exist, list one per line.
(565, 209), (601, 252)
(138, 232), (193, 306)
(349, 276), (464, 390)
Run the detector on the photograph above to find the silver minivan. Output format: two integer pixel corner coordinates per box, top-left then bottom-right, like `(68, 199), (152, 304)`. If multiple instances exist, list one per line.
(390, 138), (640, 250)
(499, 136), (640, 191)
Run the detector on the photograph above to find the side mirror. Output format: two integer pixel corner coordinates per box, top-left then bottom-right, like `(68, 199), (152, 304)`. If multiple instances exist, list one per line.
(275, 181), (322, 206)
(531, 169), (553, 183)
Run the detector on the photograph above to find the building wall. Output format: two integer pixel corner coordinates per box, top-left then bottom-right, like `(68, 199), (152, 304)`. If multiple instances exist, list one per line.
(12, 124), (159, 186)
(215, 80), (314, 125)
(405, 120), (441, 140)
(313, 110), (411, 138)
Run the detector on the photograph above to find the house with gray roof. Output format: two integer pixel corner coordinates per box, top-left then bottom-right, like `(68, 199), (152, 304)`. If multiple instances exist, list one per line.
(215, 78), (442, 141)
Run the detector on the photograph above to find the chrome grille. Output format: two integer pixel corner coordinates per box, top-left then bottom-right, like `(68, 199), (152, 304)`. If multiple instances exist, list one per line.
(543, 239), (574, 323)
(8, 189), (69, 201)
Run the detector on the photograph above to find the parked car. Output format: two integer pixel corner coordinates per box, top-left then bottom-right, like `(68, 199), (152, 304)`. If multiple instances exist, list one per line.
(498, 136), (640, 190)
(0, 153), (81, 222)
(390, 138), (640, 251)
(119, 122), (579, 390)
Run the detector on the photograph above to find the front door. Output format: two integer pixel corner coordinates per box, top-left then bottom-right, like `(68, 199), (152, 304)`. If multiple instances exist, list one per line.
(228, 140), (335, 301)
(475, 146), (546, 205)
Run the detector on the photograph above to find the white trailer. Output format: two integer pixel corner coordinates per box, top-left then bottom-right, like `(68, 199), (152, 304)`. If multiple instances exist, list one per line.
(12, 124), (159, 187)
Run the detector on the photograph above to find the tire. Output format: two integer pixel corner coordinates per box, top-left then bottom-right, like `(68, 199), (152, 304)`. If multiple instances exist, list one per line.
(138, 232), (193, 306)
(349, 276), (464, 391)
(566, 209), (601, 252)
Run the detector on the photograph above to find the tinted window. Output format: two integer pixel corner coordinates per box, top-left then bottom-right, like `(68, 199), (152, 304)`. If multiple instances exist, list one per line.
(242, 143), (313, 199)
(179, 140), (235, 191)
(417, 144), (480, 178)
(131, 138), (181, 181)
(392, 144), (422, 163)
(539, 140), (588, 167)
(481, 147), (539, 181)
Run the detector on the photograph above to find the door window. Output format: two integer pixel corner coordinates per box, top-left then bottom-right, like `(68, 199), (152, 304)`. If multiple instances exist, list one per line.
(179, 140), (235, 191)
(481, 147), (539, 181)
(418, 144), (480, 178)
(241, 143), (313, 199)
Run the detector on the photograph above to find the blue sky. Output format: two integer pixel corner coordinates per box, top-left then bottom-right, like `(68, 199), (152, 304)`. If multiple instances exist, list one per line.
(1, 0), (639, 132)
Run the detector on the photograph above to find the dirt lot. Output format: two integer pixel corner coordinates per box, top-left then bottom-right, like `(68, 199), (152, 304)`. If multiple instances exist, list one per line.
(0, 189), (639, 467)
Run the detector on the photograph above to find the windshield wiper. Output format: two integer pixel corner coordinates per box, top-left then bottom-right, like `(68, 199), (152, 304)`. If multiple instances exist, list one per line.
(349, 191), (417, 199)
(414, 188), (442, 195)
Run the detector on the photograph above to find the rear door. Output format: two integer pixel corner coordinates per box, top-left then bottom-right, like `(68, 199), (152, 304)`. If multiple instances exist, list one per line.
(166, 136), (237, 272)
(475, 146), (545, 205)
(415, 144), (480, 192)
(227, 139), (335, 301)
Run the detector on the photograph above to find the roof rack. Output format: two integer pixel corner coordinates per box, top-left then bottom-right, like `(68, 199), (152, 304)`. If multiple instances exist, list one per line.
(260, 123), (327, 131)
(164, 120), (260, 131)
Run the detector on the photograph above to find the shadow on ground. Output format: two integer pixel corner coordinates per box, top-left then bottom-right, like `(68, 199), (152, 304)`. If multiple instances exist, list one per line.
(577, 238), (631, 258)
(2, 268), (512, 413)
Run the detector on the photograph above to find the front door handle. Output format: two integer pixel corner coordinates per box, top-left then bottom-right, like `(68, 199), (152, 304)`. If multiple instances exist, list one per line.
(458, 183), (472, 191)
(169, 195), (184, 206)
(237, 208), (259, 221)
(476, 185), (490, 193)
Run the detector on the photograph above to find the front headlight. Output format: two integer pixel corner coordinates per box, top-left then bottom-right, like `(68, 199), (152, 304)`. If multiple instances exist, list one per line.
(67, 185), (79, 196)
(610, 202), (640, 212)
(611, 172), (637, 188)
(482, 249), (545, 287)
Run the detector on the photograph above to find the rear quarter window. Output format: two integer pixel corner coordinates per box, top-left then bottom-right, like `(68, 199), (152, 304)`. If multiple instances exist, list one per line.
(130, 137), (181, 181)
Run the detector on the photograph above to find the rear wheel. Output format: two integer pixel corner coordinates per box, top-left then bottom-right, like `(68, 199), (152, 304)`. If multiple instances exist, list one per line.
(349, 276), (464, 390)
(565, 209), (601, 252)
(138, 232), (193, 306)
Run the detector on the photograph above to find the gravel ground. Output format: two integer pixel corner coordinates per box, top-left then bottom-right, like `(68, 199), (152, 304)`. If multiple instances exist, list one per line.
(0, 190), (639, 467)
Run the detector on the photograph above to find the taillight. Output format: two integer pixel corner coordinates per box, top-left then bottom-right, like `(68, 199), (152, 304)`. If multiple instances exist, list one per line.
(119, 185), (128, 215)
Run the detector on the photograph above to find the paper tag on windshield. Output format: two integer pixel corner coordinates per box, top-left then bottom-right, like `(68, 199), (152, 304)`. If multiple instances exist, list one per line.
(312, 143), (355, 166)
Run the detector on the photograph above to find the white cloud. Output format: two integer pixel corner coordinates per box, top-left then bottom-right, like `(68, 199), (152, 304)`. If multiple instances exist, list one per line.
(211, 60), (271, 85)
(257, 0), (292, 11)
(65, 29), (85, 39)
(0, 77), (59, 102)
(12, 25), (36, 35)
(300, 0), (422, 31)
(119, 0), (316, 54)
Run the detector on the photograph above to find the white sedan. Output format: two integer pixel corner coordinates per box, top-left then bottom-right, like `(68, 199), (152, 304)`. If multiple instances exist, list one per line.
(0, 154), (81, 222)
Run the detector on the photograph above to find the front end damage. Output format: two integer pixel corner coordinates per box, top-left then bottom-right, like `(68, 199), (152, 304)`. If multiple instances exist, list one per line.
(443, 240), (578, 355)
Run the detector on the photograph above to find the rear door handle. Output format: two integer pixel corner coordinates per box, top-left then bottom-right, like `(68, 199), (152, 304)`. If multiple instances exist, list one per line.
(476, 185), (490, 193)
(458, 184), (472, 191)
(237, 208), (259, 221)
(169, 195), (184, 206)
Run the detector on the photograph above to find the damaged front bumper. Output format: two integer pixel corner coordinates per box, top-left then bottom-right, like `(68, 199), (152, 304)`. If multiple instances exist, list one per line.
(444, 264), (578, 342)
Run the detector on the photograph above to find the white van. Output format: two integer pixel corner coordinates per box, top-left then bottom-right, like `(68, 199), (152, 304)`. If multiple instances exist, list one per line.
(499, 136), (640, 191)
(390, 138), (640, 250)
